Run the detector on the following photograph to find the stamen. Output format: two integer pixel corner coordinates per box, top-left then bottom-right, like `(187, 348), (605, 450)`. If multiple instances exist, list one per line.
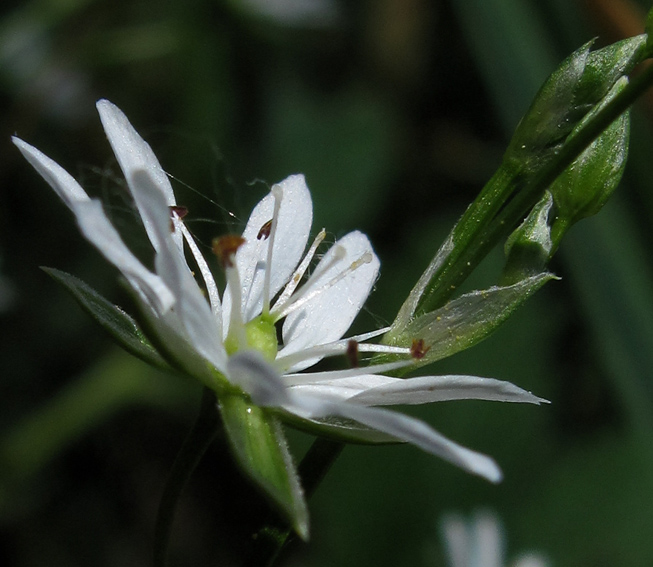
(169, 205), (189, 219)
(212, 235), (247, 349)
(273, 250), (373, 320)
(275, 341), (410, 371)
(346, 340), (359, 368)
(262, 186), (283, 316)
(257, 219), (273, 240)
(271, 229), (326, 316)
(179, 222), (222, 321)
(212, 234), (245, 269)
(282, 360), (413, 386)
(410, 338), (431, 359)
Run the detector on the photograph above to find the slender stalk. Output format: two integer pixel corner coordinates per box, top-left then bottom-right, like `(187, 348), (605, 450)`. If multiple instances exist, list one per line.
(243, 438), (345, 567)
(154, 387), (220, 567)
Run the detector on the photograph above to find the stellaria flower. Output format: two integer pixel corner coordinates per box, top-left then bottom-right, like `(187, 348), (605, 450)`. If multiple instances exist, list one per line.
(14, 100), (546, 533)
(441, 510), (549, 567)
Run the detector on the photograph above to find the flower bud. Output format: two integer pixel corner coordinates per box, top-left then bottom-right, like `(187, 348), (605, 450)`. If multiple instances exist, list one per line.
(549, 77), (629, 245)
(505, 35), (644, 172)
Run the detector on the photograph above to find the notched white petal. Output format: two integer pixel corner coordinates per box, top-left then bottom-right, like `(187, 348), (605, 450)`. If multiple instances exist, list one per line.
(12, 137), (90, 208)
(131, 170), (226, 371)
(228, 350), (291, 407)
(282, 394), (503, 483)
(280, 230), (380, 370)
(97, 99), (181, 253)
(288, 374), (398, 401)
(350, 375), (549, 406)
(74, 200), (175, 315)
(222, 174), (313, 326)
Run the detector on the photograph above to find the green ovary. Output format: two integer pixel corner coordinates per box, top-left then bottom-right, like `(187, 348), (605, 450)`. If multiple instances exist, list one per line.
(225, 316), (278, 361)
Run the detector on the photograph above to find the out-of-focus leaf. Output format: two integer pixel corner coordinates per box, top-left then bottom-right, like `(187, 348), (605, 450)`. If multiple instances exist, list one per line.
(42, 267), (171, 371)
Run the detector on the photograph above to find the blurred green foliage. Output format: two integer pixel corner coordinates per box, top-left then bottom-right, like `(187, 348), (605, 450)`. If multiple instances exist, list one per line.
(3, 0), (653, 565)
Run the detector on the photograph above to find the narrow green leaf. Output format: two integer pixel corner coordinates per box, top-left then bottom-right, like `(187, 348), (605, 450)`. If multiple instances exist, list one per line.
(386, 273), (555, 369)
(218, 395), (309, 540)
(42, 267), (170, 371)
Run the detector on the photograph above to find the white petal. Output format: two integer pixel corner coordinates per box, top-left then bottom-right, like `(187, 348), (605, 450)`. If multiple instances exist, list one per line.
(513, 554), (550, 567)
(280, 231), (380, 370)
(350, 375), (549, 406)
(227, 350), (291, 407)
(96, 99), (181, 252)
(472, 511), (503, 567)
(131, 170), (226, 371)
(75, 200), (175, 314)
(283, 394), (502, 482)
(222, 174), (313, 328)
(12, 138), (90, 208)
(441, 514), (469, 567)
(289, 374), (398, 401)
(282, 360), (412, 385)
(12, 137), (175, 315)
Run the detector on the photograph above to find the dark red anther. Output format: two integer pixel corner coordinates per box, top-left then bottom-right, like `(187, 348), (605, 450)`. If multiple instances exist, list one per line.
(410, 338), (430, 360)
(169, 205), (189, 219)
(257, 219), (273, 240)
(346, 339), (359, 368)
(212, 235), (246, 268)
(168, 206), (189, 231)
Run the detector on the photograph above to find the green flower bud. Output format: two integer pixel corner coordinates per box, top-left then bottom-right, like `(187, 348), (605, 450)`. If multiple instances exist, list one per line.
(506, 35), (644, 171)
(550, 77), (630, 246)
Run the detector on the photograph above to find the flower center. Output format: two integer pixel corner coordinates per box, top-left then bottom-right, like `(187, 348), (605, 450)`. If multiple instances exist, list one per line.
(224, 315), (278, 361)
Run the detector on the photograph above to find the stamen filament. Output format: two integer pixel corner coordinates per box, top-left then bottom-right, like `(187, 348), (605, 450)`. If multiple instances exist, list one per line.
(282, 360), (413, 386)
(273, 251), (373, 320)
(275, 342), (411, 371)
(262, 186), (283, 316)
(178, 221), (222, 323)
(271, 229), (326, 316)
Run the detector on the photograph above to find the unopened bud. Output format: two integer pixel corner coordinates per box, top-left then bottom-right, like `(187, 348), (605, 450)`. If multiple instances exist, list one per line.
(549, 77), (629, 244)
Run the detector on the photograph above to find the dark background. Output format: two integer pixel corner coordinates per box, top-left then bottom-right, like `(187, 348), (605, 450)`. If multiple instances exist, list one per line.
(2, 0), (653, 565)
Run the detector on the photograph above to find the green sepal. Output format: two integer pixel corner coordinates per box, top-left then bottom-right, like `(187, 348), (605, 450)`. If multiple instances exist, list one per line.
(503, 191), (554, 285)
(550, 77), (630, 245)
(42, 267), (171, 371)
(218, 395), (309, 540)
(384, 273), (556, 370)
(645, 7), (653, 58)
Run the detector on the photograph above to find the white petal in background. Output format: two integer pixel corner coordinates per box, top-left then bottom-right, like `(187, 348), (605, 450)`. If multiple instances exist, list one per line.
(222, 174), (313, 328)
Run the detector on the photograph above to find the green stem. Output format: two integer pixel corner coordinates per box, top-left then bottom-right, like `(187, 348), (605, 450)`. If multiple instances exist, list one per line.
(154, 387), (220, 567)
(413, 61), (653, 316)
(243, 438), (344, 567)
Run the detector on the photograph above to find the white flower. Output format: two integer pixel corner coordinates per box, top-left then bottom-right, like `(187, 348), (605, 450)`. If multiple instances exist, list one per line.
(13, 99), (546, 484)
(442, 511), (549, 567)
